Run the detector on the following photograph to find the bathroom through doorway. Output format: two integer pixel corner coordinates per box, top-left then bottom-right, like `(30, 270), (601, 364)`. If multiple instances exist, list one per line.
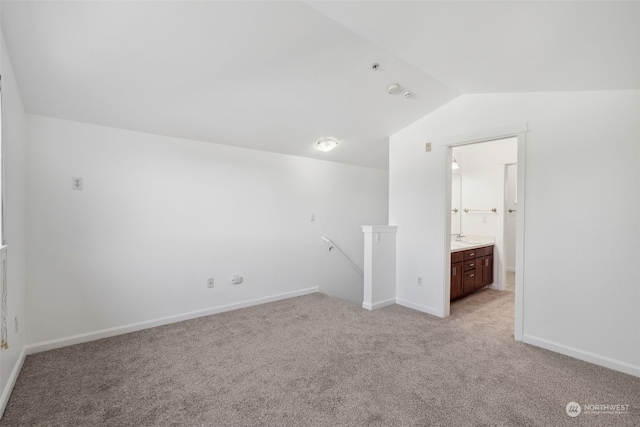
(443, 124), (527, 340)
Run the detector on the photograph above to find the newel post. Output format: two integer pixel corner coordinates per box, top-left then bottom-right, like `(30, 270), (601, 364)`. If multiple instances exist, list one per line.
(361, 225), (397, 310)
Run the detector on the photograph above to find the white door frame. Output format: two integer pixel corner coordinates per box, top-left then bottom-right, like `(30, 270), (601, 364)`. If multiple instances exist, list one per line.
(440, 123), (527, 341)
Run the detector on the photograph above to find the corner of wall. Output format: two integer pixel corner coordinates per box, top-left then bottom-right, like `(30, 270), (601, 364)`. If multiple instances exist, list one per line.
(1, 29), (30, 418)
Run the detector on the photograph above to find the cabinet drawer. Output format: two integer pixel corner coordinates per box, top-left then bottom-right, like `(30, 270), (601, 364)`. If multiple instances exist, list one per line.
(464, 259), (477, 271)
(476, 245), (494, 256)
(463, 249), (477, 260)
(463, 270), (477, 289)
(451, 251), (464, 263)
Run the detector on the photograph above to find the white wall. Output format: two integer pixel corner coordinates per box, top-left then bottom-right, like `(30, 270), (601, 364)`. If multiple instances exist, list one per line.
(0, 34), (28, 410)
(390, 90), (640, 376)
(26, 115), (388, 346)
(505, 164), (517, 271)
(454, 138), (516, 236)
(450, 174), (461, 235)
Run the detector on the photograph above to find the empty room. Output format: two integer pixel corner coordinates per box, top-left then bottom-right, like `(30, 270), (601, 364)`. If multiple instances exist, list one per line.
(0, 1), (638, 425)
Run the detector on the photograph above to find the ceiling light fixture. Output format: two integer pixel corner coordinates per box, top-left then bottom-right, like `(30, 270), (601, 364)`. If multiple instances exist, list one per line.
(316, 137), (339, 152)
(452, 157), (460, 170)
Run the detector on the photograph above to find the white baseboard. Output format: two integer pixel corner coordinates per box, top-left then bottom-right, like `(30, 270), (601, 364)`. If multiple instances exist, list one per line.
(362, 298), (395, 311)
(395, 298), (442, 317)
(0, 345), (27, 419)
(27, 287), (319, 355)
(522, 334), (640, 378)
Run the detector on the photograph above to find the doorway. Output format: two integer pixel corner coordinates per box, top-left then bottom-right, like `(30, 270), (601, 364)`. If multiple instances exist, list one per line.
(442, 124), (527, 341)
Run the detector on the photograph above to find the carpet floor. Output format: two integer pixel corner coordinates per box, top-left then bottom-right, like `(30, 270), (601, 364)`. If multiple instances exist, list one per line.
(1, 290), (638, 426)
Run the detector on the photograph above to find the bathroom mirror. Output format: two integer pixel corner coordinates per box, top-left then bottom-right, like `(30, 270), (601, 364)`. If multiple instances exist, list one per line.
(451, 174), (461, 235)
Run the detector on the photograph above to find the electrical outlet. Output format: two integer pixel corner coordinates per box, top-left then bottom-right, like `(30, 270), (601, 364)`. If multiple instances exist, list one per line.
(417, 276), (423, 286)
(72, 177), (83, 190)
(207, 278), (214, 288)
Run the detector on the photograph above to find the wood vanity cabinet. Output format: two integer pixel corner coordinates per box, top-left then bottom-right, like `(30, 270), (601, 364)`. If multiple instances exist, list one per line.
(450, 245), (493, 301)
(451, 252), (464, 300)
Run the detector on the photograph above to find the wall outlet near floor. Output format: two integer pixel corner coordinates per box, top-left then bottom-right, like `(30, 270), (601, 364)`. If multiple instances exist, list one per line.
(417, 276), (423, 286)
(207, 278), (214, 288)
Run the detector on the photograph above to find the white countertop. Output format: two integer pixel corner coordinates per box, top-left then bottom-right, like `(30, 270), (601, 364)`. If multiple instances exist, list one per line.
(451, 235), (495, 253)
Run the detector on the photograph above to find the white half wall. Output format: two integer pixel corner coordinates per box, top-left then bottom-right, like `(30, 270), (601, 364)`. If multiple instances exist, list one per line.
(390, 90), (640, 375)
(26, 115), (388, 345)
(0, 34), (28, 414)
(362, 225), (397, 310)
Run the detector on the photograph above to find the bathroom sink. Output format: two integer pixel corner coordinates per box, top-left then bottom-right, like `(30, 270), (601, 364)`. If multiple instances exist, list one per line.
(451, 240), (486, 250)
(451, 235), (495, 251)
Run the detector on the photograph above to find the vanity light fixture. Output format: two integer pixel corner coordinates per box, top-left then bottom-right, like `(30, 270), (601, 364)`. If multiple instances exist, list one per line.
(316, 137), (339, 152)
(452, 157), (460, 170)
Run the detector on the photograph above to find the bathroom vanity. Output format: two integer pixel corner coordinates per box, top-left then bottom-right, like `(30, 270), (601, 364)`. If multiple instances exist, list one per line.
(450, 242), (494, 301)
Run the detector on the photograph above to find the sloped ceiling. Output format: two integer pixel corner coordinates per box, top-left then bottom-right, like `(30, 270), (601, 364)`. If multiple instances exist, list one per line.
(308, 1), (640, 93)
(2, 1), (638, 169)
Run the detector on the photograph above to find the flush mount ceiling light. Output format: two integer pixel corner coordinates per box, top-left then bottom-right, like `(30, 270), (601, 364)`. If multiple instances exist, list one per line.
(316, 137), (339, 152)
(452, 157), (460, 170)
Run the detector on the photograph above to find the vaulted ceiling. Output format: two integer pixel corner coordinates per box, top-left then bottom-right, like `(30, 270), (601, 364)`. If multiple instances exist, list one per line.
(2, 1), (638, 169)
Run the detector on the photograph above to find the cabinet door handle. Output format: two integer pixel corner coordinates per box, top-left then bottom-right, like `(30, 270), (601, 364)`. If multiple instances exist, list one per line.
(469, 263), (474, 267)
(470, 274), (474, 277)
(485, 259), (489, 266)
(469, 253), (475, 257)
(453, 267), (456, 276)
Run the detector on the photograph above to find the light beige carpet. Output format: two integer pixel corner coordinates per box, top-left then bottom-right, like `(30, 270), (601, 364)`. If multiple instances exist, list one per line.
(2, 290), (638, 426)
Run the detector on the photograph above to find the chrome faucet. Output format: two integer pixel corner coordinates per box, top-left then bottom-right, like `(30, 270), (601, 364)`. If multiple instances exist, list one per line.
(455, 233), (465, 241)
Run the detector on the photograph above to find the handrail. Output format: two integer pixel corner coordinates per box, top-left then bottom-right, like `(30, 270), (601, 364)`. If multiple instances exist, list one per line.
(321, 236), (364, 278)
